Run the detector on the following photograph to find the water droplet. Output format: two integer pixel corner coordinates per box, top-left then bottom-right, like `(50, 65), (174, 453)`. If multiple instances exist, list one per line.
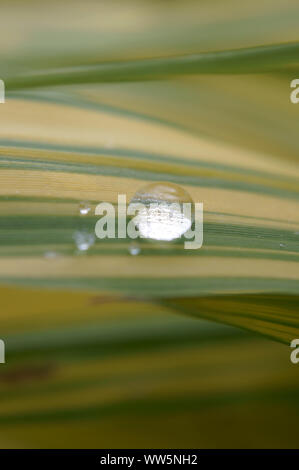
(79, 201), (91, 216)
(279, 243), (285, 249)
(104, 139), (115, 149)
(73, 230), (95, 252)
(129, 182), (193, 242)
(44, 251), (59, 259)
(129, 241), (141, 256)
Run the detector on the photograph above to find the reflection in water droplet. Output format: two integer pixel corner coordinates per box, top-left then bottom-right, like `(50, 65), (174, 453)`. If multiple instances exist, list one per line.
(129, 241), (141, 256)
(129, 182), (193, 242)
(79, 201), (91, 216)
(73, 230), (95, 252)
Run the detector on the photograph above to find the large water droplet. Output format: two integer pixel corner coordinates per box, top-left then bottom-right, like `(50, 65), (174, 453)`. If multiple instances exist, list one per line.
(73, 230), (95, 252)
(129, 182), (193, 242)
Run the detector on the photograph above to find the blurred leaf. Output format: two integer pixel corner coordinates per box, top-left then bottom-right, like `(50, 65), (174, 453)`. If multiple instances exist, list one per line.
(0, 0), (298, 448)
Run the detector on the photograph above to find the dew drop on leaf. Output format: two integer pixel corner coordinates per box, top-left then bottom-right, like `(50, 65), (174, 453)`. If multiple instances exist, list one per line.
(78, 201), (91, 216)
(73, 230), (95, 252)
(44, 251), (59, 259)
(129, 241), (141, 256)
(129, 182), (193, 242)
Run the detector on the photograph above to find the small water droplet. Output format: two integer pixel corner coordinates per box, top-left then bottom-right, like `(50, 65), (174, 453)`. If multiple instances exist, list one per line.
(279, 243), (285, 249)
(73, 230), (95, 252)
(44, 251), (59, 259)
(104, 139), (115, 149)
(79, 201), (91, 216)
(129, 241), (141, 256)
(129, 182), (193, 242)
